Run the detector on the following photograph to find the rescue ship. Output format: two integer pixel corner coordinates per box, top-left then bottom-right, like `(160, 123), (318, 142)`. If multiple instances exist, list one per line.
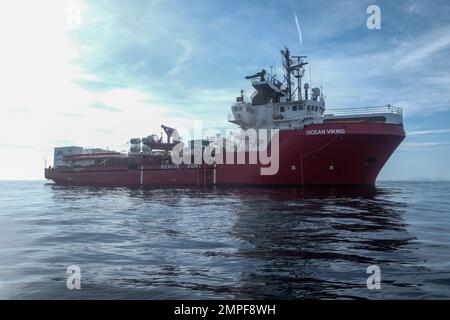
(45, 47), (405, 187)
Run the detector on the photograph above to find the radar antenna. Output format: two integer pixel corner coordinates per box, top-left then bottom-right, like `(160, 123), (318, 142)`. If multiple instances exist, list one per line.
(245, 69), (267, 81)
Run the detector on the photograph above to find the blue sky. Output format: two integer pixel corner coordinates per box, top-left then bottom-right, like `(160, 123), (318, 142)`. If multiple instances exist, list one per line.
(1, 0), (450, 180)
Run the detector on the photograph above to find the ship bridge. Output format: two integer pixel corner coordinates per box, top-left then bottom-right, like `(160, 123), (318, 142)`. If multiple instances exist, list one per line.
(228, 47), (326, 130)
(244, 69), (286, 106)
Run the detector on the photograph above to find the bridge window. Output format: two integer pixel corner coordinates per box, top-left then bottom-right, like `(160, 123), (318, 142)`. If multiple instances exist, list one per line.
(293, 105), (297, 111)
(315, 106), (318, 112)
(238, 106), (243, 111)
(280, 106), (285, 112)
(307, 105), (311, 111)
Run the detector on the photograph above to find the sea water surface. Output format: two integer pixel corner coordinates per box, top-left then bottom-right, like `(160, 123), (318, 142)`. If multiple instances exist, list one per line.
(0, 180), (449, 299)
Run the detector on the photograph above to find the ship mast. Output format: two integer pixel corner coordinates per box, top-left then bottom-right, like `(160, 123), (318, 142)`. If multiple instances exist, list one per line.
(281, 46), (308, 102)
(281, 47), (292, 100)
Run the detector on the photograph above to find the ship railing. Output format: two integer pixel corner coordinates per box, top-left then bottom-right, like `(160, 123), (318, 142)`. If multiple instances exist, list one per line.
(324, 105), (403, 116)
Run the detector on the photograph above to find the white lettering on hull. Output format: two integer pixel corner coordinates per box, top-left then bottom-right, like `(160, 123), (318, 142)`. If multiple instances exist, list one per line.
(161, 164), (179, 169)
(305, 128), (346, 135)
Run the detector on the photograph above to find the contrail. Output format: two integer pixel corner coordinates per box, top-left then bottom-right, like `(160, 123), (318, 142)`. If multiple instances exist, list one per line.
(290, 0), (303, 46)
(293, 12), (303, 46)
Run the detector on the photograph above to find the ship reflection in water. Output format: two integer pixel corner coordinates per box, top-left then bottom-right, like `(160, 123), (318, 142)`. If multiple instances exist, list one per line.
(0, 181), (449, 299)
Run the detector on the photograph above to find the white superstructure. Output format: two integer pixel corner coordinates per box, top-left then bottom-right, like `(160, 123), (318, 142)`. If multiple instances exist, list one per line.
(229, 47), (403, 130)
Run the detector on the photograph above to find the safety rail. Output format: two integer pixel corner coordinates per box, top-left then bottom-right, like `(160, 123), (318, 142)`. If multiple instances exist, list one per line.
(324, 105), (402, 116)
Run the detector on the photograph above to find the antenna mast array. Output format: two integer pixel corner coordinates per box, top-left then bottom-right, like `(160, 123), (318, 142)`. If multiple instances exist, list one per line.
(281, 47), (308, 101)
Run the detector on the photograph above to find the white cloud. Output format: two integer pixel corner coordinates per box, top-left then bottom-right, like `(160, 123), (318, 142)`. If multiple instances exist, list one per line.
(399, 141), (450, 150)
(167, 39), (195, 76)
(394, 25), (450, 69)
(408, 128), (450, 135)
(0, 1), (197, 179)
(309, 24), (450, 115)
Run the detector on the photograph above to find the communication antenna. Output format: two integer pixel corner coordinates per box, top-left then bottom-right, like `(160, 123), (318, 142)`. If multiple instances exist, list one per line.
(270, 41), (277, 78)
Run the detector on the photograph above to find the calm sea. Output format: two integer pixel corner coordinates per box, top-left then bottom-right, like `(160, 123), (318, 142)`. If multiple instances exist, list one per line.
(0, 180), (449, 299)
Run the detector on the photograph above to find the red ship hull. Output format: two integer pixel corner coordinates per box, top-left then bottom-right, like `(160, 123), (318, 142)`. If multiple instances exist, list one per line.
(45, 122), (405, 187)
